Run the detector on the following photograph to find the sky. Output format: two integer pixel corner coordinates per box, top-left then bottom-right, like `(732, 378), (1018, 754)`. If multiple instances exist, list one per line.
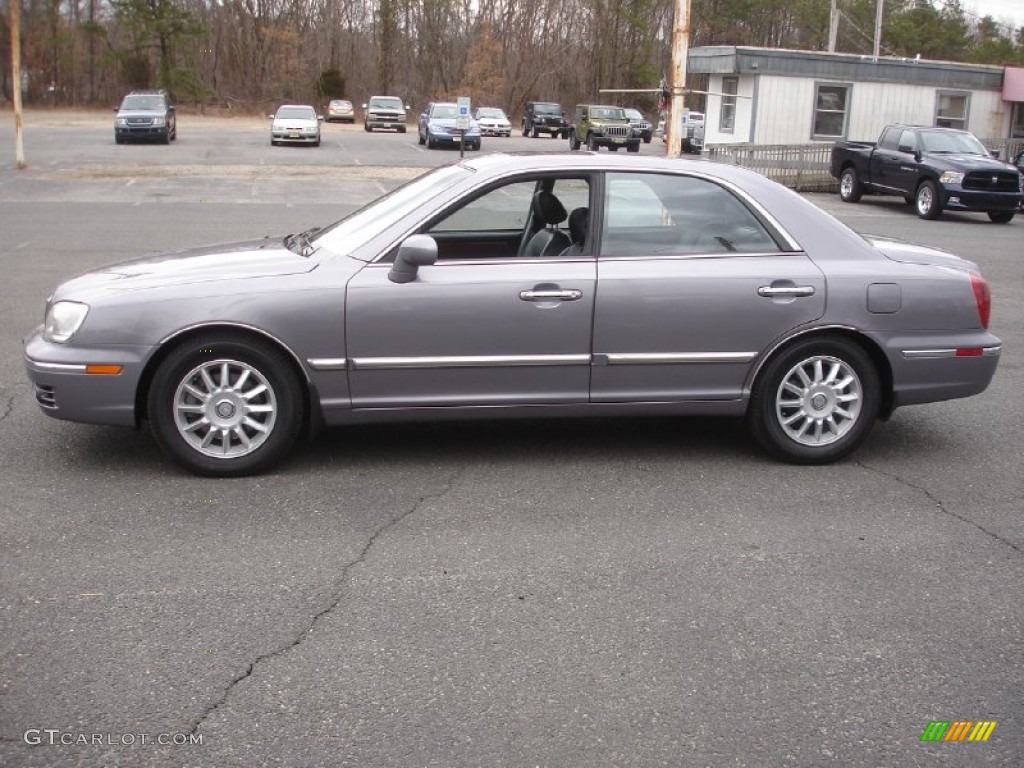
(963, 0), (1024, 30)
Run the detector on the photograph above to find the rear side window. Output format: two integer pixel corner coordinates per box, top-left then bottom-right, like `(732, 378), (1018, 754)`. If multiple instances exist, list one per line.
(601, 172), (782, 257)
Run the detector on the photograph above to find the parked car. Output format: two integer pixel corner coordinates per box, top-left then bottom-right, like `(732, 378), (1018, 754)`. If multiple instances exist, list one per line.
(24, 154), (1001, 476)
(325, 99), (355, 123)
(657, 113), (705, 153)
(1016, 149), (1024, 209)
(418, 102), (482, 150)
(568, 104), (641, 152)
(114, 90), (176, 144)
(522, 101), (569, 138)
(363, 96), (409, 133)
(474, 107), (512, 137)
(624, 108), (653, 143)
(269, 105), (322, 146)
(831, 124), (1023, 222)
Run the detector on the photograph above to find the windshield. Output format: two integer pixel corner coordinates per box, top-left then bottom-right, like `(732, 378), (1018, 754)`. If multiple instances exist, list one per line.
(624, 109), (643, 120)
(330, 100), (351, 108)
(533, 103), (560, 115)
(430, 104), (459, 119)
(276, 107), (316, 120)
(591, 107), (625, 120)
(121, 95), (165, 111)
(370, 98), (403, 110)
(477, 108), (507, 119)
(313, 164), (473, 256)
(919, 130), (988, 155)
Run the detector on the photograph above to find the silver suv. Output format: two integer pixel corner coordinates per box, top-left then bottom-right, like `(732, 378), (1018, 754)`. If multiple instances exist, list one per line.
(363, 96), (409, 133)
(114, 90), (176, 144)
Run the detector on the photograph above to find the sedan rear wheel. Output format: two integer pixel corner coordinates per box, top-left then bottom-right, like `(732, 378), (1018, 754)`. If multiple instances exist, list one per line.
(148, 335), (303, 476)
(988, 210), (1015, 223)
(749, 337), (880, 464)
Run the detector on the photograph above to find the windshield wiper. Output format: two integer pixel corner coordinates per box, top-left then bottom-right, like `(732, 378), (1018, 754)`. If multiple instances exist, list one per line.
(284, 226), (322, 257)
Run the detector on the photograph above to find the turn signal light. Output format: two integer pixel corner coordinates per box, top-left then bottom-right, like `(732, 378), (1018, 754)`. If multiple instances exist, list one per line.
(85, 365), (124, 375)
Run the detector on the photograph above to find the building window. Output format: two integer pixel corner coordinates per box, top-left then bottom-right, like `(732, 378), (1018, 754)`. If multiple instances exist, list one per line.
(719, 76), (738, 133)
(935, 91), (969, 130)
(811, 83), (850, 140)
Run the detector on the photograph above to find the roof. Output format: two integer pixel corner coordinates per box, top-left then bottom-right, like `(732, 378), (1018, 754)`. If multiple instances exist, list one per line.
(688, 46), (1005, 91)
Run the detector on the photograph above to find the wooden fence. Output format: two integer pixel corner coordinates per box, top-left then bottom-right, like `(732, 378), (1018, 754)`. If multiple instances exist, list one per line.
(706, 138), (1024, 193)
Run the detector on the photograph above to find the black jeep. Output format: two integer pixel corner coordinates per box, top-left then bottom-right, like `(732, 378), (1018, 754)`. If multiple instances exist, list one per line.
(522, 102), (569, 139)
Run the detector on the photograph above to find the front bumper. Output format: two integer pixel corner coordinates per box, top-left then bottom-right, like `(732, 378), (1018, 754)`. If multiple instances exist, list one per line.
(591, 133), (639, 149)
(428, 131), (481, 147)
(23, 328), (150, 427)
(272, 131), (320, 144)
(940, 186), (1021, 212)
(479, 125), (511, 136)
(366, 114), (406, 130)
(115, 125), (169, 141)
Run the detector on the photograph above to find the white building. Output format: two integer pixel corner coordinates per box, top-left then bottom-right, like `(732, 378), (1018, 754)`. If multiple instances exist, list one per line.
(689, 46), (1024, 146)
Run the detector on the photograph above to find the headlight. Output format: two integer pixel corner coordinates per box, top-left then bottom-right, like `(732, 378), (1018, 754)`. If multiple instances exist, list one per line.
(116, 117), (127, 126)
(44, 301), (89, 343)
(152, 117), (165, 126)
(939, 171), (965, 185)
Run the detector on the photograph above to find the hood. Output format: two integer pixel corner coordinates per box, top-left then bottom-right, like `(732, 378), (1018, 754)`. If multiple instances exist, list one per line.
(53, 239), (318, 301)
(921, 152), (1017, 173)
(118, 109), (164, 118)
(864, 234), (979, 272)
(428, 117), (480, 132)
(273, 118), (317, 129)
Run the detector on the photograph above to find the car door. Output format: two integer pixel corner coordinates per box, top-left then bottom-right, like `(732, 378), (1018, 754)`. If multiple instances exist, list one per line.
(345, 176), (596, 409)
(590, 171), (825, 403)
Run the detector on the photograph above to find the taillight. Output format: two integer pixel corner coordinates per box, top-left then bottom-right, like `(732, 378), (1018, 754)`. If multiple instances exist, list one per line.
(970, 272), (991, 329)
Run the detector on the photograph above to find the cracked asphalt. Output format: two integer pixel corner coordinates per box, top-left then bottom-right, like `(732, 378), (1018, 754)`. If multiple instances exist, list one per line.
(0, 111), (1021, 767)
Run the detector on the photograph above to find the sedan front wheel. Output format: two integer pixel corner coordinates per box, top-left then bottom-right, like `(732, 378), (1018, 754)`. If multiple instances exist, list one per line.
(748, 337), (880, 464)
(148, 335), (303, 476)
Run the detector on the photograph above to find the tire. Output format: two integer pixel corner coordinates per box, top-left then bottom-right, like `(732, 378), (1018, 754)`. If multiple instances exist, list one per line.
(569, 131), (581, 151)
(587, 133), (598, 151)
(988, 211), (1014, 223)
(532, 127), (540, 138)
(115, 135), (124, 145)
(313, 138), (320, 147)
(521, 122), (529, 137)
(418, 131), (425, 146)
(549, 132), (557, 139)
(627, 142), (639, 153)
(399, 126), (407, 133)
(748, 336), (880, 465)
(838, 167), (863, 203)
(643, 136), (651, 144)
(148, 334), (304, 477)
(162, 131), (171, 145)
(610, 145), (619, 152)
(364, 123), (371, 132)
(426, 134), (435, 149)
(915, 179), (942, 220)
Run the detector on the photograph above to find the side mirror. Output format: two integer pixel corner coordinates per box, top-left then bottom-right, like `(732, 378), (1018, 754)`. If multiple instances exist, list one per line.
(267, 114), (275, 119)
(388, 235), (438, 284)
(990, 149), (1000, 159)
(404, 105), (411, 111)
(113, 107), (119, 112)
(318, 115), (324, 122)
(361, 103), (368, 109)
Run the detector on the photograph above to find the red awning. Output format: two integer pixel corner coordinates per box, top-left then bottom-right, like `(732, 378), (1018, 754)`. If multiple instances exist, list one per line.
(1004, 67), (1024, 102)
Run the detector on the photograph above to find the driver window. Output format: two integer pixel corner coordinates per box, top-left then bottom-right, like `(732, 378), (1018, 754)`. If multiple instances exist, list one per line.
(431, 181), (535, 233)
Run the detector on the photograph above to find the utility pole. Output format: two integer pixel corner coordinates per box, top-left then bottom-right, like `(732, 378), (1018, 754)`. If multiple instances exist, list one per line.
(872, 0), (884, 60)
(828, 0), (839, 53)
(10, 0), (27, 169)
(666, 0), (691, 158)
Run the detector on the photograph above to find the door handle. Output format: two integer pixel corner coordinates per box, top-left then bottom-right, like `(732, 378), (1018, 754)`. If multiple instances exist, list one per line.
(758, 285), (815, 298)
(519, 289), (583, 302)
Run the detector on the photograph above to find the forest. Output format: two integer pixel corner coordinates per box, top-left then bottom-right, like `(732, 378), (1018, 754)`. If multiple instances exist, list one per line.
(2, 0), (1023, 117)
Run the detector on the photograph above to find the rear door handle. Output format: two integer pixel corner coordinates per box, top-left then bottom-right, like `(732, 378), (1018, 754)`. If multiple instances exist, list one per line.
(758, 286), (815, 298)
(519, 289), (583, 302)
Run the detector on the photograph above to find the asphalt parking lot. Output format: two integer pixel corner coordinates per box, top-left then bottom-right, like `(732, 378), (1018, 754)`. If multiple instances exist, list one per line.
(0, 110), (1021, 767)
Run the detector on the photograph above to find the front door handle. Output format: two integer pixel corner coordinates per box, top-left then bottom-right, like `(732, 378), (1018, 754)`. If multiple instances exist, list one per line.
(758, 285), (815, 298)
(519, 289), (583, 302)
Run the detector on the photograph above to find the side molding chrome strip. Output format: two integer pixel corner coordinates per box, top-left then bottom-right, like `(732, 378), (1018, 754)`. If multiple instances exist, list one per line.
(902, 346), (1002, 360)
(350, 354), (591, 370)
(26, 360), (89, 373)
(307, 358), (348, 371)
(604, 352), (758, 365)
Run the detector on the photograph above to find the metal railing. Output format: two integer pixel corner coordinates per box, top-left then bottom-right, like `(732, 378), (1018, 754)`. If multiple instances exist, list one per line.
(706, 138), (1024, 193)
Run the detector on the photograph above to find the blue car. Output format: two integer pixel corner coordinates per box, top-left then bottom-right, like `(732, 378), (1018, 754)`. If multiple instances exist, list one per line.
(418, 102), (481, 150)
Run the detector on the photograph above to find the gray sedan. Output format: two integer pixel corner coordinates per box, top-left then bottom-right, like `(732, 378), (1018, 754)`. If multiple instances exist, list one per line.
(24, 154), (1001, 476)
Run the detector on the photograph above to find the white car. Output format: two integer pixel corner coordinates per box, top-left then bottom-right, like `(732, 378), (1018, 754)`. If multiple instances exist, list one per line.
(270, 104), (322, 147)
(474, 107), (512, 137)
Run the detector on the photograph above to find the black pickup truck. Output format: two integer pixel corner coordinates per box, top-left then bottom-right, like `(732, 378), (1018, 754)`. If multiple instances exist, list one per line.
(830, 124), (1023, 222)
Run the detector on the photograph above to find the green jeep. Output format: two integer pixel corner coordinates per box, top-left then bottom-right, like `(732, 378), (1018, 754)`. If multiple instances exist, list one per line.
(568, 104), (641, 152)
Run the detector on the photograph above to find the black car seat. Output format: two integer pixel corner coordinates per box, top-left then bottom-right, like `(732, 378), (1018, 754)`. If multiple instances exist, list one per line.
(521, 191), (571, 257)
(558, 207), (589, 257)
